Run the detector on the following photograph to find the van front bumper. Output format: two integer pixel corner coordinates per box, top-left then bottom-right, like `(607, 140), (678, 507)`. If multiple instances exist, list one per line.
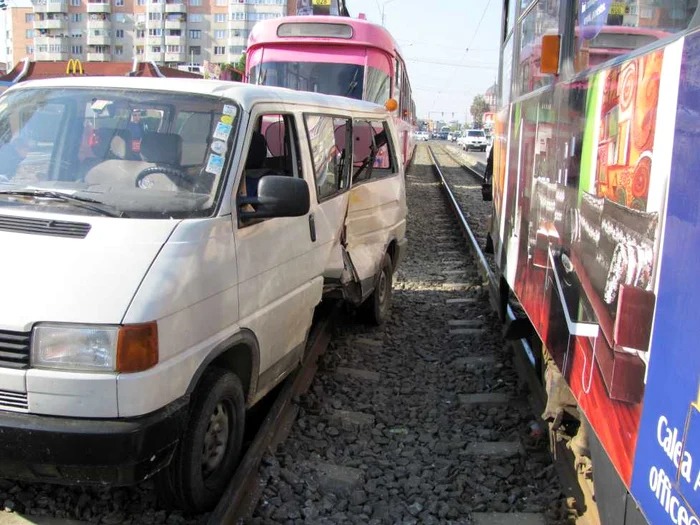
(0, 397), (188, 486)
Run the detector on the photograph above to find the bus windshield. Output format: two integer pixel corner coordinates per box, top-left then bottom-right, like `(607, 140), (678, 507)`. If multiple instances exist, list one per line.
(249, 62), (364, 99)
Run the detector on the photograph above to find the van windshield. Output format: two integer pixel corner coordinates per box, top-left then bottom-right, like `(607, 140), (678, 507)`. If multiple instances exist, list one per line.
(0, 87), (239, 219)
(468, 130), (485, 137)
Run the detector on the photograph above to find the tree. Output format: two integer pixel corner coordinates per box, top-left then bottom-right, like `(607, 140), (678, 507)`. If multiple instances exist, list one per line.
(470, 95), (491, 129)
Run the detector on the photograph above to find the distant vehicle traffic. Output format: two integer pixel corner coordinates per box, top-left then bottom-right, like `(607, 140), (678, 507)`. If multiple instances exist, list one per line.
(448, 131), (461, 142)
(414, 131), (429, 141)
(458, 129), (488, 151)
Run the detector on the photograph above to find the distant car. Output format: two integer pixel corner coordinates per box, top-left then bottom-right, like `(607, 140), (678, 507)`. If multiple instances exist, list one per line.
(414, 131), (429, 142)
(447, 132), (461, 142)
(458, 129), (488, 151)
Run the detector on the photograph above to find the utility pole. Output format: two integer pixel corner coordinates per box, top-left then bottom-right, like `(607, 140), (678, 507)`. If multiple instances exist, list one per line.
(380, 0), (398, 26)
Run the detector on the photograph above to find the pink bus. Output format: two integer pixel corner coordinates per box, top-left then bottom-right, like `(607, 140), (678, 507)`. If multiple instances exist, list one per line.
(245, 15), (416, 168)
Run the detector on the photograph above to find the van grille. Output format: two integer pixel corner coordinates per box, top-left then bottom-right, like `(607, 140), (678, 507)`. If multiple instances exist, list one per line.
(0, 330), (31, 370)
(0, 215), (91, 238)
(0, 390), (28, 412)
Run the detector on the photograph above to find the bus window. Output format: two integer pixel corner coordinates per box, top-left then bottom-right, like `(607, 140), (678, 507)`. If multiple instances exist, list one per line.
(573, 1), (696, 73)
(517, 0), (560, 96)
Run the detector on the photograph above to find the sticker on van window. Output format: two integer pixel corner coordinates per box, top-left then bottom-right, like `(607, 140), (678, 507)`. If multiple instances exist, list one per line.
(211, 140), (227, 155)
(213, 122), (232, 141)
(205, 154), (224, 176)
(220, 115), (233, 126)
(223, 105), (236, 116)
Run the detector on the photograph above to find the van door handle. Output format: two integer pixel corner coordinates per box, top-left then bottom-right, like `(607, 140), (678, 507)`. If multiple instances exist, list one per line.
(308, 213), (317, 242)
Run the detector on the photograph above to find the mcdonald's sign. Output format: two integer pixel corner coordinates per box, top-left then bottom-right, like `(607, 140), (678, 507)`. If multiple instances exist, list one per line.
(65, 59), (84, 76)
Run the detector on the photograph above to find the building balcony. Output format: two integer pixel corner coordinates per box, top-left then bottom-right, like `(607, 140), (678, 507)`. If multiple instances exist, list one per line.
(147, 35), (164, 45)
(87, 2), (111, 13)
(34, 19), (67, 30)
(165, 35), (185, 45)
(86, 35), (111, 45)
(164, 2), (186, 13)
(164, 51), (186, 63)
(33, 35), (68, 47)
(33, 1), (67, 13)
(164, 19), (186, 29)
(34, 51), (69, 61)
(88, 19), (112, 29)
(87, 52), (112, 61)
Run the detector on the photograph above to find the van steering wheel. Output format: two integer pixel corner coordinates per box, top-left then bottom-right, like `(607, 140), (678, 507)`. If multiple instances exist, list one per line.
(136, 166), (193, 189)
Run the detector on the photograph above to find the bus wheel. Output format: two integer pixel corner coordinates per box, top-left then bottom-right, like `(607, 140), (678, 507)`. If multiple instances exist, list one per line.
(359, 254), (393, 325)
(155, 368), (245, 512)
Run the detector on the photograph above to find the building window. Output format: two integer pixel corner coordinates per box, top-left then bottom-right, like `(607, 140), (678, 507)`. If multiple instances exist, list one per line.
(136, 45), (144, 54)
(116, 29), (124, 38)
(148, 28), (162, 36)
(167, 29), (181, 35)
(71, 45), (83, 54)
(25, 29), (34, 38)
(189, 0), (201, 5)
(213, 46), (225, 55)
(25, 13), (35, 22)
(70, 0), (80, 6)
(136, 29), (145, 37)
(189, 13), (202, 21)
(137, 0), (145, 5)
(167, 44), (181, 52)
(115, 13), (126, 22)
(189, 45), (200, 55)
(148, 12), (162, 20)
(214, 29), (226, 39)
(189, 29), (201, 39)
(71, 13), (83, 22)
(152, 45), (161, 52)
(214, 13), (226, 22)
(115, 0), (124, 5)
(115, 45), (124, 55)
(229, 45), (244, 54)
(26, 46), (34, 55)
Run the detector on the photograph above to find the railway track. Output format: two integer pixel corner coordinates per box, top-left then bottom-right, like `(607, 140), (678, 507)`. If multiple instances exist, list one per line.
(0, 144), (583, 525)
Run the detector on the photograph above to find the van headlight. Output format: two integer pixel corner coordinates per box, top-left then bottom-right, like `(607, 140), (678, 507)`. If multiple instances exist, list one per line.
(31, 322), (158, 373)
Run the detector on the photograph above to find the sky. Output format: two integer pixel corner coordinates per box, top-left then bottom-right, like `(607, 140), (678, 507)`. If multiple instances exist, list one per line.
(346, 0), (503, 122)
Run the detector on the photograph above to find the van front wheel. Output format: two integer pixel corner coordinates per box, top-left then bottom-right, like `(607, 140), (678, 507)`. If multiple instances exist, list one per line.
(359, 254), (393, 325)
(155, 368), (245, 513)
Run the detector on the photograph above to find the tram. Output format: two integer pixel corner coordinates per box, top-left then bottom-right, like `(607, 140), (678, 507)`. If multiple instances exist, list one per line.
(488, 0), (700, 524)
(244, 16), (416, 169)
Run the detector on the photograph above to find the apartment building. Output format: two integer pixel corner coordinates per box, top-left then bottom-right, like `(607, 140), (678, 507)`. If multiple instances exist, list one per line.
(0, 0), (286, 71)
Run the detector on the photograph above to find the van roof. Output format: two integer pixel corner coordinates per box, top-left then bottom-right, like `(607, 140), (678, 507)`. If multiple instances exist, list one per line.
(5, 77), (390, 116)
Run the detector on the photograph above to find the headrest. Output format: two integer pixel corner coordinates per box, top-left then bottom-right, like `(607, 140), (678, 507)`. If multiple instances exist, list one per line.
(141, 132), (182, 165)
(109, 129), (132, 160)
(245, 132), (268, 170)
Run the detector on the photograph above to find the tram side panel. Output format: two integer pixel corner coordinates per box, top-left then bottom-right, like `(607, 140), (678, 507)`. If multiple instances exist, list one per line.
(489, 35), (699, 525)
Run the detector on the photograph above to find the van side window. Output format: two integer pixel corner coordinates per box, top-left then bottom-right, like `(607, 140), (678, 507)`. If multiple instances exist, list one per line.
(304, 115), (352, 201)
(352, 120), (396, 183)
(238, 113), (302, 207)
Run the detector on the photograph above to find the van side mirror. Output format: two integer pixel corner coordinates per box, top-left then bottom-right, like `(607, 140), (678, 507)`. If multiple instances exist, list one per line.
(239, 175), (310, 220)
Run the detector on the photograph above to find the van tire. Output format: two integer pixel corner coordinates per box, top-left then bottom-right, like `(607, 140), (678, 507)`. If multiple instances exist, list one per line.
(155, 368), (245, 512)
(359, 254), (393, 325)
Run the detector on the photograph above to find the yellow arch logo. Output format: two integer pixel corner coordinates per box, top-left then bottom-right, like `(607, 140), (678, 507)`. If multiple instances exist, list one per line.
(66, 58), (84, 75)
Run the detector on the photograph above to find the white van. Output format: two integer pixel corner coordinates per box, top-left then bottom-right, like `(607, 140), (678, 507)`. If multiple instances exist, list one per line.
(0, 78), (406, 511)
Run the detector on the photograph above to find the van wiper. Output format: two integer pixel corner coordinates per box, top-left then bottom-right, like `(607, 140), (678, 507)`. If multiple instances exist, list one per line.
(344, 69), (360, 97)
(0, 189), (127, 218)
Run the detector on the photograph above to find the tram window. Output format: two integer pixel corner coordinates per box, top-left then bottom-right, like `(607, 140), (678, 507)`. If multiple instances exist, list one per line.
(304, 115), (352, 201)
(516, 0), (560, 96)
(505, 0), (516, 38)
(394, 59), (402, 107)
(501, 34), (514, 105)
(365, 67), (391, 105)
(573, 0), (696, 73)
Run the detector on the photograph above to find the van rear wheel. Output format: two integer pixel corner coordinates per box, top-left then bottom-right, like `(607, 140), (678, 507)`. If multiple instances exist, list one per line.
(155, 368), (245, 513)
(359, 254), (393, 325)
